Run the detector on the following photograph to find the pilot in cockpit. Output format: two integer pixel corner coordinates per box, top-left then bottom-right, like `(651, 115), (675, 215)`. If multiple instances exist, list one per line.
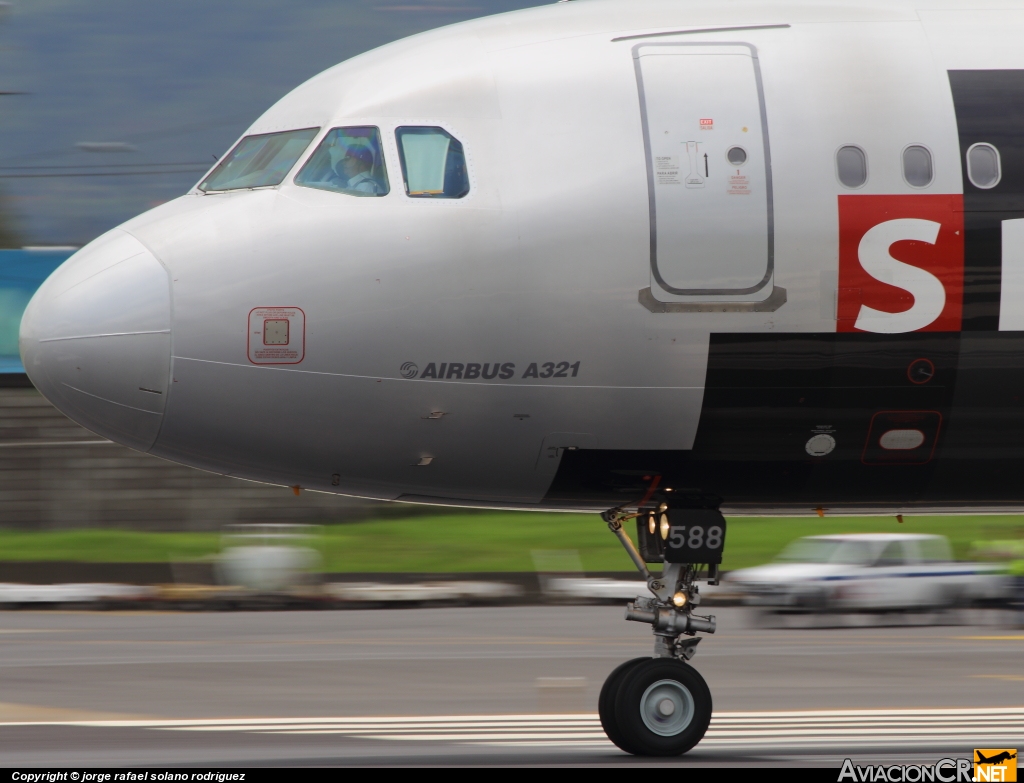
(334, 146), (384, 195)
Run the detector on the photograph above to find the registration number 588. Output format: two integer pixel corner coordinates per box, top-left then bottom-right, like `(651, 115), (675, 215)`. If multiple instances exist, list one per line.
(668, 525), (724, 551)
(660, 511), (727, 564)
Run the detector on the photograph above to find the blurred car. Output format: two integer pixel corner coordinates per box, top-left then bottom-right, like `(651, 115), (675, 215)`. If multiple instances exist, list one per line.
(217, 524), (322, 593)
(726, 533), (1009, 612)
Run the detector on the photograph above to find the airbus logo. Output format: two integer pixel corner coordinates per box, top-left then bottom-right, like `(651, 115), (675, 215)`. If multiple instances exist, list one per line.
(401, 361), (581, 380)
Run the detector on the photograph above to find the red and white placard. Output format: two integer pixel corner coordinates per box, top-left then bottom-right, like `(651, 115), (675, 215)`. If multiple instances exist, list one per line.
(247, 307), (305, 364)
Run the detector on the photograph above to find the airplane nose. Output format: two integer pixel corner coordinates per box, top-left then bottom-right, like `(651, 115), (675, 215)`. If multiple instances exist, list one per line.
(19, 229), (172, 452)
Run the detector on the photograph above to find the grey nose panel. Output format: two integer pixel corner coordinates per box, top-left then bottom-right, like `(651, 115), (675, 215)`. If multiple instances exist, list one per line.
(20, 229), (172, 452)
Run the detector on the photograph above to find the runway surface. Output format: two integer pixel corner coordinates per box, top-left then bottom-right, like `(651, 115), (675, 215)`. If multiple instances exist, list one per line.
(1, 605), (1022, 766)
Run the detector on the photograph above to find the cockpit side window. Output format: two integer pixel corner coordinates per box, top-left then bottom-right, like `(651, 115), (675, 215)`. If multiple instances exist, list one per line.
(199, 128), (319, 192)
(395, 126), (469, 199)
(294, 127), (389, 197)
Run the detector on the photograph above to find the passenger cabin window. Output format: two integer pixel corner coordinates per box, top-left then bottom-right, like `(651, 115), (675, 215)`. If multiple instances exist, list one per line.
(199, 128), (318, 192)
(902, 145), (933, 188)
(294, 127), (389, 197)
(836, 145), (867, 188)
(967, 142), (1002, 189)
(395, 126), (469, 198)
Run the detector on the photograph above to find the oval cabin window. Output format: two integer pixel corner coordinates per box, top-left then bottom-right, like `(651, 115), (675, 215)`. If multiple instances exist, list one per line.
(836, 146), (867, 188)
(902, 145), (933, 188)
(967, 143), (1001, 189)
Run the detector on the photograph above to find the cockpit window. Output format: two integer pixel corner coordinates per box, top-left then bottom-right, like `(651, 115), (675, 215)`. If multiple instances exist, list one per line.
(294, 127), (389, 197)
(199, 128), (318, 192)
(395, 126), (469, 199)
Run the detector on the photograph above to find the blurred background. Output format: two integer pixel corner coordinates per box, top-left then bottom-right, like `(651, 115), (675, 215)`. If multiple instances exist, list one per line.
(0, 0), (547, 246)
(0, 0), (1021, 616)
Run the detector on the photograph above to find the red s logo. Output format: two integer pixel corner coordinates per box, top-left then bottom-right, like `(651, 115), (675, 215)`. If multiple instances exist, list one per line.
(837, 195), (964, 332)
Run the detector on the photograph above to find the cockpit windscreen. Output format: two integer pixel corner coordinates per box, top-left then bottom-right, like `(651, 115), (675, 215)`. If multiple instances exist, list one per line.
(199, 128), (319, 192)
(294, 127), (389, 197)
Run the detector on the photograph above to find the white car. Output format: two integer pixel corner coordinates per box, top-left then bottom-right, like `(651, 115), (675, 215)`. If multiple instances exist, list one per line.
(726, 533), (1009, 612)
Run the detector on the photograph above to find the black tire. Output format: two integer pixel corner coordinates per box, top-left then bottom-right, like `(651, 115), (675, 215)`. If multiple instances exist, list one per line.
(614, 658), (712, 756)
(598, 657), (649, 754)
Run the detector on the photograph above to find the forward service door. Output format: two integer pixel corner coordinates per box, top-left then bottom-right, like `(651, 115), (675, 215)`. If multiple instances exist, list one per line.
(634, 43), (778, 307)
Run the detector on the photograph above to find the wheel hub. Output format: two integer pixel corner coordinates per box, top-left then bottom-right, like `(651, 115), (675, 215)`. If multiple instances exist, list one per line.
(640, 679), (695, 736)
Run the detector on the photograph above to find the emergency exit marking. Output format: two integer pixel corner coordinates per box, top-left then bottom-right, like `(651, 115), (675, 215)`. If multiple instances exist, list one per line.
(699, 118), (714, 129)
(248, 307), (305, 364)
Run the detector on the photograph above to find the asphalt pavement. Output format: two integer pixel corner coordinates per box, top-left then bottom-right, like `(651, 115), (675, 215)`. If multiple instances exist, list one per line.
(1, 605), (1022, 766)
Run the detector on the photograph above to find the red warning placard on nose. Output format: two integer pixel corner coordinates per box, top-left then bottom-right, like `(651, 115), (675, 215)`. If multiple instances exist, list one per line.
(248, 307), (305, 364)
(837, 195), (963, 333)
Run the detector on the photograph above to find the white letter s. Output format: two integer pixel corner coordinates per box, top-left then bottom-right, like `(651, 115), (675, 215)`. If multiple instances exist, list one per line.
(855, 218), (944, 333)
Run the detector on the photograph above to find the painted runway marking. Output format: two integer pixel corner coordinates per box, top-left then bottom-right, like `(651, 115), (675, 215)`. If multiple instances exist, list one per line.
(972, 675), (1024, 681)
(956, 635), (1024, 641)
(4, 707), (1024, 749)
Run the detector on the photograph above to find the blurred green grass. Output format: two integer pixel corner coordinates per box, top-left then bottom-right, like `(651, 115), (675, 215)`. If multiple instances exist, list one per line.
(0, 529), (222, 563)
(1, 512), (1022, 572)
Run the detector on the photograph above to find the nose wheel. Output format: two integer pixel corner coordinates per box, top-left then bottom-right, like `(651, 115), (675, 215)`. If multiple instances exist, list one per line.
(601, 658), (713, 755)
(598, 657), (649, 753)
(598, 501), (725, 756)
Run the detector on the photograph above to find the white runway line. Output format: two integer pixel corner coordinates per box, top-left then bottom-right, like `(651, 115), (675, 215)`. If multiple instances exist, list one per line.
(5, 708), (1023, 749)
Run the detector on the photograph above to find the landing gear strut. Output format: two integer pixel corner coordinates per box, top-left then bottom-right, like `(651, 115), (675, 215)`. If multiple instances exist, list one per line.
(597, 504), (726, 756)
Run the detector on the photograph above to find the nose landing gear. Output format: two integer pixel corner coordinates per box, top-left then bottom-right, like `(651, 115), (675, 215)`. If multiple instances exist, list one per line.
(598, 505), (726, 756)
